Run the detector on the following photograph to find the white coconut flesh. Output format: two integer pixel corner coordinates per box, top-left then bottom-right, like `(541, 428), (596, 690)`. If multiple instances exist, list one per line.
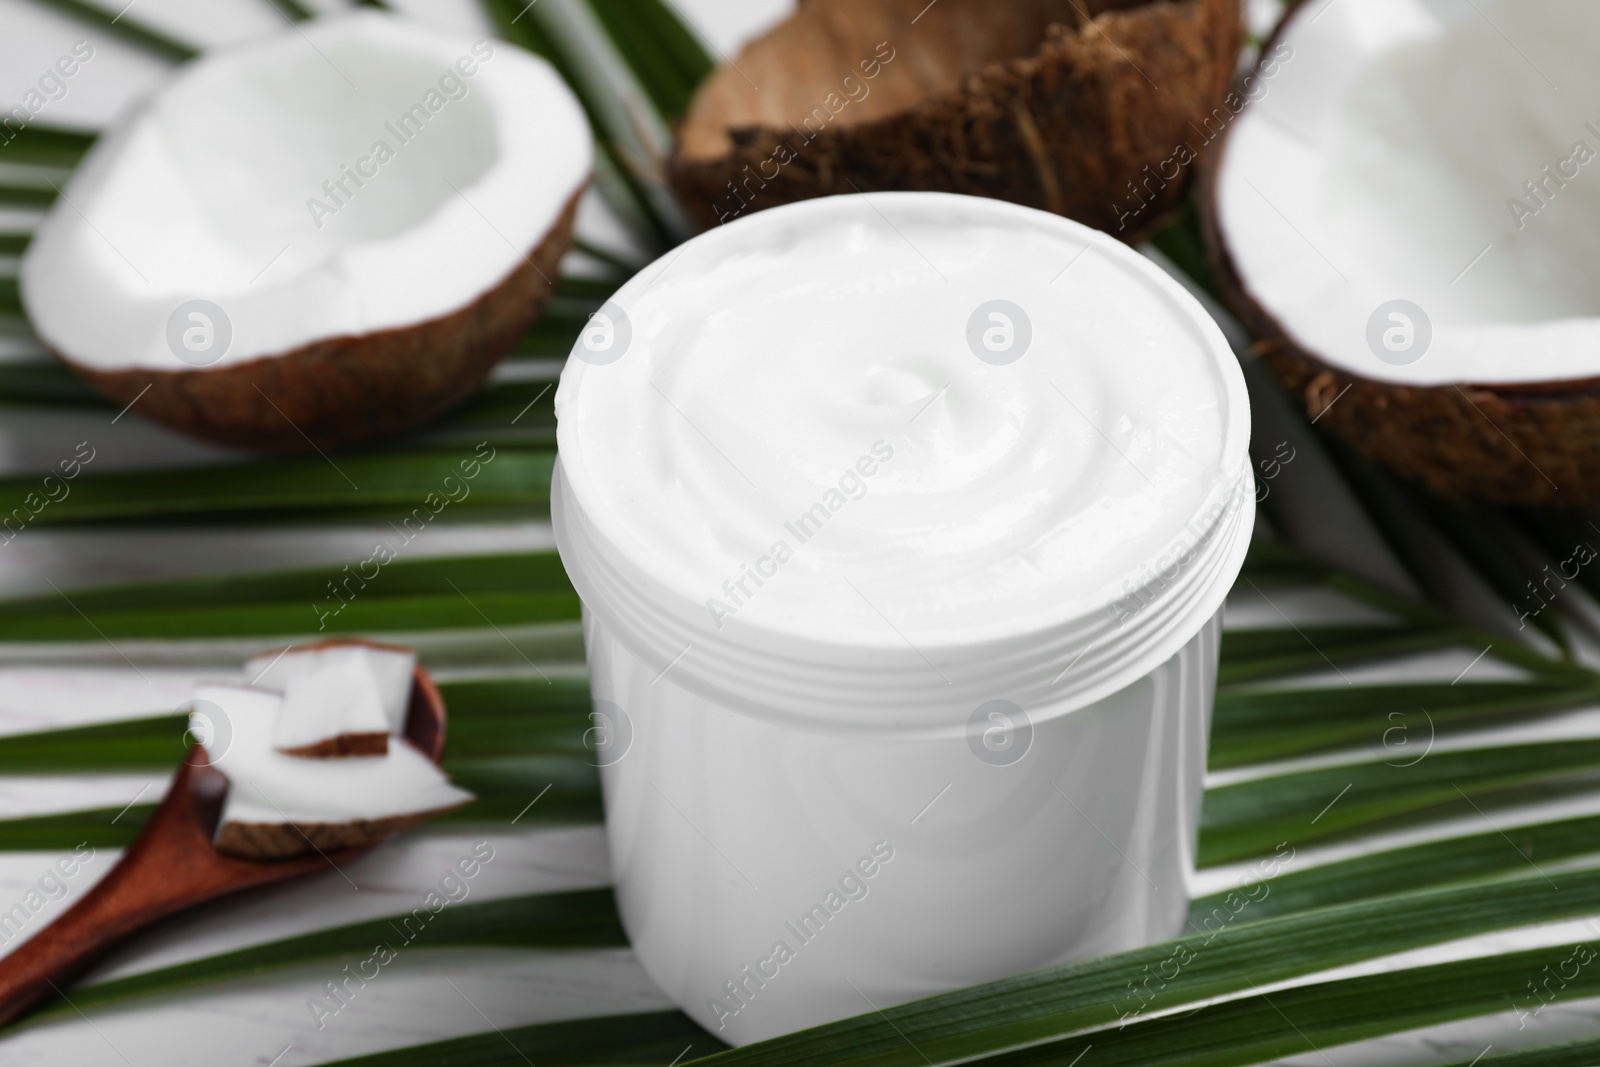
(248, 643), (416, 735)
(19, 11), (591, 373)
(1217, 0), (1600, 387)
(274, 655), (391, 757)
(191, 676), (469, 858)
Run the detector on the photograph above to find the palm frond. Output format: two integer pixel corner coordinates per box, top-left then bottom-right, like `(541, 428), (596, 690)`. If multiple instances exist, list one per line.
(0, 448), (554, 527)
(480, 0), (685, 250)
(1190, 809), (1600, 922)
(264, 0), (315, 21)
(19, 889), (625, 1023)
(652, 866), (1600, 1067)
(21, 0), (197, 62)
(0, 123), (95, 168)
(318, 1011), (724, 1067)
(1210, 680), (1598, 768)
(1216, 623), (1460, 685)
(585, 0), (715, 122)
(1449, 1037), (1600, 1067)
(1201, 738), (1600, 865)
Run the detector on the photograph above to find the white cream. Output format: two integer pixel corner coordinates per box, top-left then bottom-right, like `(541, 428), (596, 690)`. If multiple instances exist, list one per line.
(556, 193), (1250, 720)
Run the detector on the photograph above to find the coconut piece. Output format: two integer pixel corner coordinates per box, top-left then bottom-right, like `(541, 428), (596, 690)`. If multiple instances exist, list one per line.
(191, 679), (470, 860)
(669, 0), (1240, 238)
(273, 655), (390, 758)
(20, 12), (591, 452)
(1203, 0), (1600, 505)
(212, 740), (471, 860)
(247, 642), (416, 735)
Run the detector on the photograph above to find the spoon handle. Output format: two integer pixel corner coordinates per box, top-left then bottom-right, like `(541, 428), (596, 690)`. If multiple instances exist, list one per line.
(0, 762), (208, 1026)
(0, 755), (322, 1028)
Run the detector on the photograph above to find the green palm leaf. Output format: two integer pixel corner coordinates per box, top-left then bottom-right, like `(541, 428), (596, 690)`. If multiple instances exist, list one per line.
(659, 866), (1600, 1067)
(22, 0), (197, 62)
(585, 0), (714, 122)
(0, 123), (95, 168)
(960, 941), (1599, 1067)
(1216, 624), (1460, 685)
(0, 360), (101, 406)
(319, 1011), (725, 1067)
(0, 448), (554, 526)
(1190, 809), (1600, 922)
(266, 0), (315, 20)
(1209, 680), (1598, 767)
(1201, 738), (1600, 865)
(1450, 1038), (1600, 1067)
(19, 889), (625, 1023)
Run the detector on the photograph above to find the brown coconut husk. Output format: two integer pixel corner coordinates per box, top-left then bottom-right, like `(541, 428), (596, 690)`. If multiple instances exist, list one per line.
(669, 0), (1242, 240)
(214, 803), (467, 861)
(278, 732), (389, 758)
(1197, 12), (1597, 508)
(64, 189), (583, 453)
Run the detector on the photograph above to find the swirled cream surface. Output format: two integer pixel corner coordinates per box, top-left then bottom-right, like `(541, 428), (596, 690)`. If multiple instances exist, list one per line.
(555, 194), (1248, 649)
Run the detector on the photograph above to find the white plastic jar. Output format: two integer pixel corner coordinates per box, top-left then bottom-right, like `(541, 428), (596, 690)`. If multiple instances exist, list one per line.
(552, 192), (1251, 1046)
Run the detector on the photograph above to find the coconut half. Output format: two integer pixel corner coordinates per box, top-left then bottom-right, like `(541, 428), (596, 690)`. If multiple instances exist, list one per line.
(193, 655), (470, 860)
(669, 0), (1241, 238)
(20, 12), (591, 451)
(1204, 0), (1600, 505)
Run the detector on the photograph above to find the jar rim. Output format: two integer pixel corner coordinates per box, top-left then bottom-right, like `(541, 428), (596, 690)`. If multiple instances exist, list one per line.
(553, 192), (1253, 723)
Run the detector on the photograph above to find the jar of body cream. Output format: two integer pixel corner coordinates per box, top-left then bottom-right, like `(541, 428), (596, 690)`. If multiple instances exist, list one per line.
(552, 192), (1251, 1046)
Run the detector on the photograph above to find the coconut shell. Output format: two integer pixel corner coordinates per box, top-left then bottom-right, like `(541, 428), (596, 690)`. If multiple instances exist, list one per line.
(215, 803), (467, 861)
(278, 731), (389, 759)
(669, 0), (1241, 240)
(1197, 21), (1596, 508)
(63, 189), (583, 453)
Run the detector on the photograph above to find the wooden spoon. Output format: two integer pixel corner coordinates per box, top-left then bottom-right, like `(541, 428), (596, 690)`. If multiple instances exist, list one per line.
(0, 639), (448, 1028)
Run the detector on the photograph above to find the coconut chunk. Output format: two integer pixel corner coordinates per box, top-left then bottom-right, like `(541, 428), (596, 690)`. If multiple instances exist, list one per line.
(191, 683), (281, 765)
(273, 655), (390, 758)
(191, 670), (469, 861)
(213, 739), (471, 860)
(247, 643), (416, 734)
